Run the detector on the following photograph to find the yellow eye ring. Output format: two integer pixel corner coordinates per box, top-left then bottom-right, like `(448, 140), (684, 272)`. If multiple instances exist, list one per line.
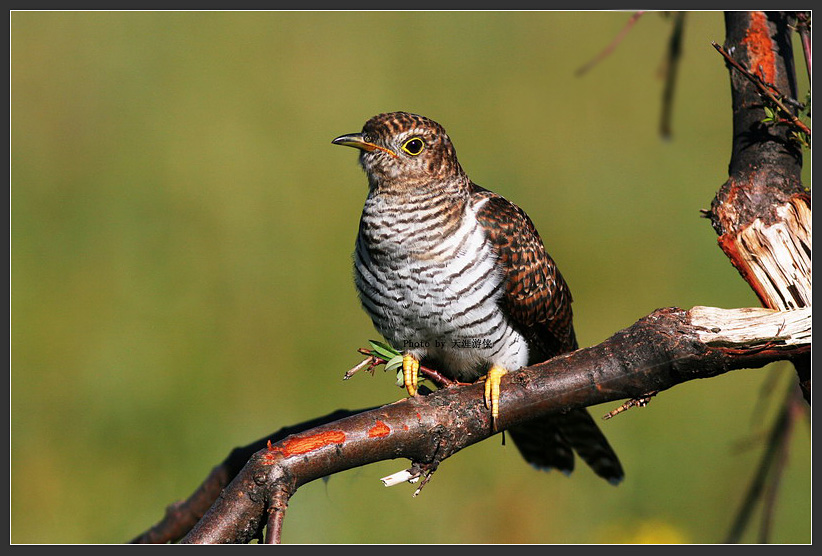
(401, 137), (425, 156)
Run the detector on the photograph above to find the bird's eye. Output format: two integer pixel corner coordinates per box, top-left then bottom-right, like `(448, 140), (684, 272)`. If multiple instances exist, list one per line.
(401, 137), (425, 156)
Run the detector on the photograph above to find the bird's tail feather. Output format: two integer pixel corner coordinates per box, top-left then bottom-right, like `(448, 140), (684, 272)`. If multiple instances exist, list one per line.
(508, 408), (624, 485)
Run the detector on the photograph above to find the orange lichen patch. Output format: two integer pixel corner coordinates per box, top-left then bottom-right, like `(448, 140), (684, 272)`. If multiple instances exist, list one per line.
(263, 431), (347, 463)
(742, 11), (776, 84)
(368, 420), (391, 438)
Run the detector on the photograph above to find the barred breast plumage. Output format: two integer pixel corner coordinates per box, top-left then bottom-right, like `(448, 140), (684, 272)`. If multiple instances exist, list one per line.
(333, 111), (623, 485)
(355, 190), (529, 381)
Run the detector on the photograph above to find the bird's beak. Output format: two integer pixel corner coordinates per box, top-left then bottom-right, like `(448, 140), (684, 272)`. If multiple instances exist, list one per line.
(332, 133), (397, 158)
(332, 133), (374, 150)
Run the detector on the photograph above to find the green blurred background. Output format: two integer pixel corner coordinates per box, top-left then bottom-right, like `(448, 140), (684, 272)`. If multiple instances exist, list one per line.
(11, 11), (810, 544)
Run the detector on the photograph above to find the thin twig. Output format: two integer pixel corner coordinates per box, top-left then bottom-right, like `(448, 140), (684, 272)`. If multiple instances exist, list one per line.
(659, 12), (686, 139)
(794, 12), (811, 85)
(711, 41), (811, 137)
(576, 11), (646, 76)
(603, 391), (658, 420)
(344, 355), (378, 379)
(351, 348), (464, 388)
(724, 383), (806, 543)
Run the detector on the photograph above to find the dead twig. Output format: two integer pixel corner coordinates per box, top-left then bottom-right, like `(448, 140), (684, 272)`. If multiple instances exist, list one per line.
(711, 41), (811, 137)
(725, 383), (808, 543)
(576, 11), (646, 76)
(659, 12), (686, 139)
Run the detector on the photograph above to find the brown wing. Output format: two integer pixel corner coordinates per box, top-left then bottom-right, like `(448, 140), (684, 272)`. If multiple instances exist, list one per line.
(472, 184), (624, 484)
(471, 183), (577, 360)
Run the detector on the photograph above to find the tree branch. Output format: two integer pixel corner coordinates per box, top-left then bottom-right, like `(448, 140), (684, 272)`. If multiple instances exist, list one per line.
(132, 305), (809, 544)
(704, 12), (811, 543)
(129, 409), (368, 544)
(708, 11), (811, 403)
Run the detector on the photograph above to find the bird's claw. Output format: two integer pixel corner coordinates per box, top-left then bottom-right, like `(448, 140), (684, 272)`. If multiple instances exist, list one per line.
(483, 365), (508, 429)
(402, 353), (419, 397)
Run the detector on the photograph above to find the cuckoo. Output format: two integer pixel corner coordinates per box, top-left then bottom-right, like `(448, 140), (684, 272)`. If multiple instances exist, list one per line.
(333, 112), (623, 483)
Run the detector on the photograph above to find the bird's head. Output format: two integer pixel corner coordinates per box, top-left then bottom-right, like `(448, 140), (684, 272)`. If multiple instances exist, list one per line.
(333, 112), (466, 191)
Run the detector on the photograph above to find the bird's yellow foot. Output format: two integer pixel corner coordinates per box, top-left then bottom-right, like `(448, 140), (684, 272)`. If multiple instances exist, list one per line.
(483, 365), (508, 427)
(402, 353), (420, 397)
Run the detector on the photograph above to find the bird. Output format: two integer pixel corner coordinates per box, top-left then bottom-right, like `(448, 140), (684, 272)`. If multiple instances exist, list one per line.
(333, 111), (623, 484)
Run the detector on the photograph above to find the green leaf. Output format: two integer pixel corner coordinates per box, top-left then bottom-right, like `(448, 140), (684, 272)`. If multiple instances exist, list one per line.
(384, 354), (404, 372)
(368, 339), (401, 360)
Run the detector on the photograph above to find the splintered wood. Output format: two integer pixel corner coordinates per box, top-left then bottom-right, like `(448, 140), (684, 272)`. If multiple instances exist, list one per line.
(689, 306), (811, 347)
(733, 196), (811, 310)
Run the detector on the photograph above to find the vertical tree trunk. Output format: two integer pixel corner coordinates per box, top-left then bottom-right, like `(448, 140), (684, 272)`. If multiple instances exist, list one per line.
(709, 11), (810, 402)
(722, 12), (804, 182)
